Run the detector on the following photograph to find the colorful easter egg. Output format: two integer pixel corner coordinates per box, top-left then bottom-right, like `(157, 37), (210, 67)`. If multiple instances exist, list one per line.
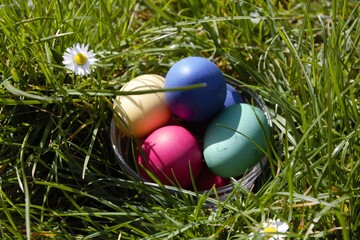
(164, 56), (227, 122)
(224, 83), (244, 108)
(203, 103), (270, 178)
(113, 74), (172, 138)
(137, 125), (203, 188)
(196, 165), (230, 191)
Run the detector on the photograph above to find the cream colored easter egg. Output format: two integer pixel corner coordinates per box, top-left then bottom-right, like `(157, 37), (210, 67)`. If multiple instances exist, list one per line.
(113, 74), (172, 138)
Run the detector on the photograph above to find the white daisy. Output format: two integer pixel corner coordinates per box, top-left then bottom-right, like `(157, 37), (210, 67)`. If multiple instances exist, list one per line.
(62, 43), (98, 76)
(249, 219), (289, 240)
(250, 11), (261, 25)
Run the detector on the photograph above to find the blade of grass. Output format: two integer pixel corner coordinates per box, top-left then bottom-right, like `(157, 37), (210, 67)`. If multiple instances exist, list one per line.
(82, 118), (100, 178)
(3, 79), (62, 102)
(19, 127), (33, 240)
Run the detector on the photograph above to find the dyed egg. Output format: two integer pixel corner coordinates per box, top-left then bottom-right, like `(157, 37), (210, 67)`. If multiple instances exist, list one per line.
(164, 56), (227, 122)
(224, 83), (244, 108)
(137, 125), (203, 188)
(196, 165), (230, 191)
(113, 74), (172, 138)
(203, 103), (270, 178)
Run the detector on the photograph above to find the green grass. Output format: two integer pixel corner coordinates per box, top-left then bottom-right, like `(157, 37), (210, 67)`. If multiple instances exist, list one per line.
(0, 0), (359, 239)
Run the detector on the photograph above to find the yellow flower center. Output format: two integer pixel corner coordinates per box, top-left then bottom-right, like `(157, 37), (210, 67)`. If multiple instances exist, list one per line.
(73, 53), (87, 65)
(264, 226), (277, 233)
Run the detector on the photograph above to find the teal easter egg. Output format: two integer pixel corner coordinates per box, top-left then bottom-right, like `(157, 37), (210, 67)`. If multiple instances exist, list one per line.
(203, 103), (270, 178)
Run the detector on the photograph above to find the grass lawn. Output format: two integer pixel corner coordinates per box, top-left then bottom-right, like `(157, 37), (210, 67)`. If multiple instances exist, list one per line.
(0, 0), (359, 239)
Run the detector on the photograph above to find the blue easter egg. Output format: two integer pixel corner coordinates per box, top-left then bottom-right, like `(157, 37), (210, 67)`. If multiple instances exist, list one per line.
(164, 57), (227, 122)
(224, 83), (244, 108)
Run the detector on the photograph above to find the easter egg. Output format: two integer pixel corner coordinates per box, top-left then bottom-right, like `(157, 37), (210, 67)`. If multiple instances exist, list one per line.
(196, 165), (230, 191)
(164, 56), (227, 122)
(224, 83), (244, 108)
(203, 103), (270, 178)
(113, 74), (172, 138)
(137, 125), (203, 188)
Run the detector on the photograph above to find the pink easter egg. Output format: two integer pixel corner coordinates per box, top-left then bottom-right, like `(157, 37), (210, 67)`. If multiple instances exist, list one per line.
(137, 125), (203, 188)
(196, 165), (230, 191)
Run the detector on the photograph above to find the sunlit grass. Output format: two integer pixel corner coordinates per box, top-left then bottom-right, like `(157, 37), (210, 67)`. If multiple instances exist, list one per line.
(0, 0), (359, 239)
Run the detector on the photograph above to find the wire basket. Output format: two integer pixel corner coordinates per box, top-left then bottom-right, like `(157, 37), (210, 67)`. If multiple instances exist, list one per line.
(110, 81), (272, 200)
